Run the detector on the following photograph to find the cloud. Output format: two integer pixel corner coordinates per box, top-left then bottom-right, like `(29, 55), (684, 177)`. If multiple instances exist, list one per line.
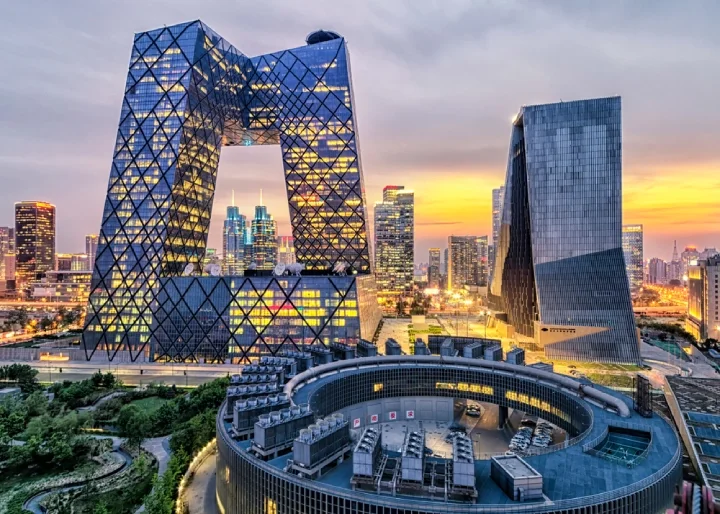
(0, 0), (717, 261)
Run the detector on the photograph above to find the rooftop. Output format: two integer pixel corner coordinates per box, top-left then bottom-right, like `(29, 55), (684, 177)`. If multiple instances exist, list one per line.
(492, 455), (541, 479)
(222, 359), (680, 508)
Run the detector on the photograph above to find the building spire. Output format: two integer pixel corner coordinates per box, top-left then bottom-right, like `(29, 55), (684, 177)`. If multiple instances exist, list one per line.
(231, 189), (235, 207)
(672, 239), (678, 262)
(260, 188), (263, 206)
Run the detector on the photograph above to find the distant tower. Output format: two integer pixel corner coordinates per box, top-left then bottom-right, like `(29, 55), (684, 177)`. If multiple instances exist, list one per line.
(672, 240), (679, 263)
(85, 234), (99, 272)
(15, 201), (56, 291)
(251, 191), (277, 270)
(223, 190), (249, 275)
(374, 185), (415, 298)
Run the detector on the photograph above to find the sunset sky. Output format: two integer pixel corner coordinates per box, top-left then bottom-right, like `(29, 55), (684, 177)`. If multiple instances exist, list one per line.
(0, 1), (717, 262)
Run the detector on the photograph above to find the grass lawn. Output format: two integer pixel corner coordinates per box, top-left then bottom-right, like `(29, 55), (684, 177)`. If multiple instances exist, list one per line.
(128, 396), (169, 414)
(585, 373), (635, 389)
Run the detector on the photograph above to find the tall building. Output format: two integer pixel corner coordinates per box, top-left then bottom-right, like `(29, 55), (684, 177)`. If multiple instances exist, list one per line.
(0, 227), (12, 284)
(83, 22), (379, 362)
(427, 248), (441, 288)
(223, 192), (249, 275)
(476, 235), (489, 286)
(251, 201), (277, 270)
(277, 236), (295, 266)
(72, 254), (90, 271)
(56, 253), (73, 271)
(85, 234), (98, 272)
(700, 248), (719, 261)
(448, 236), (479, 291)
(490, 186), (505, 278)
(374, 185), (414, 297)
(15, 201), (56, 289)
(687, 256), (720, 341)
(622, 224), (643, 293)
(490, 97), (639, 364)
(681, 246), (700, 280)
(648, 258), (668, 285)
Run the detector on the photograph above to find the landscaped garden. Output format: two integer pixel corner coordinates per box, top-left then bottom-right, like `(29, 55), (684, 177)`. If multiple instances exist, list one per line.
(0, 364), (230, 514)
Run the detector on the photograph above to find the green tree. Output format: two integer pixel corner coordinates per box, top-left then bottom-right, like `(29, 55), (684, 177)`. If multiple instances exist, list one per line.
(93, 501), (110, 514)
(118, 404), (150, 449)
(25, 391), (48, 417)
(0, 364), (40, 393)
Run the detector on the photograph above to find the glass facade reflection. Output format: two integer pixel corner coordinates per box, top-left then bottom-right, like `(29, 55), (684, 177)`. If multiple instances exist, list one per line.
(490, 97), (640, 364)
(83, 22), (374, 361)
(374, 186), (414, 298)
(622, 224), (644, 293)
(152, 275), (380, 362)
(15, 201), (56, 290)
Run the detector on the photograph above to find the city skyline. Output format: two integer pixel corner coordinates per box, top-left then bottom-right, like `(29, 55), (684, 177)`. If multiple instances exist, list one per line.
(0, 2), (717, 262)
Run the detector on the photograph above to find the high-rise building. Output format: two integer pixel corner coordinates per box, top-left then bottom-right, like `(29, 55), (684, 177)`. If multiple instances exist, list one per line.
(72, 254), (90, 271)
(476, 235), (489, 286)
(681, 246), (700, 281)
(83, 22), (380, 362)
(669, 240), (682, 282)
(56, 253), (73, 271)
(622, 224), (643, 293)
(15, 201), (56, 289)
(85, 234), (98, 272)
(0, 227), (11, 284)
(700, 248), (719, 261)
(448, 236), (479, 291)
(648, 258), (668, 285)
(428, 248), (441, 288)
(251, 201), (277, 270)
(374, 185), (414, 297)
(223, 192), (249, 275)
(277, 236), (295, 266)
(490, 186), (505, 278)
(687, 256), (720, 341)
(490, 97), (639, 364)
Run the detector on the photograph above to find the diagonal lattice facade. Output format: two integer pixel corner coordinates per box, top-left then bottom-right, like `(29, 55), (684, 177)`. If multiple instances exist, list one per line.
(82, 21), (375, 362)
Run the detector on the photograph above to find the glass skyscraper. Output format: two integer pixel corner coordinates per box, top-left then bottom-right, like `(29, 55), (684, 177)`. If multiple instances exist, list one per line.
(448, 236), (479, 291)
(489, 186), (504, 279)
(83, 22), (378, 362)
(490, 97), (640, 364)
(223, 195), (248, 276)
(85, 234), (98, 272)
(15, 201), (55, 291)
(622, 224), (644, 293)
(250, 204), (277, 270)
(374, 185), (414, 298)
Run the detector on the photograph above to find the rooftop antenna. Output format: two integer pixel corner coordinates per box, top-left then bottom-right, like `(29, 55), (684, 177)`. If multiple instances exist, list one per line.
(231, 189), (235, 207)
(260, 188), (263, 206)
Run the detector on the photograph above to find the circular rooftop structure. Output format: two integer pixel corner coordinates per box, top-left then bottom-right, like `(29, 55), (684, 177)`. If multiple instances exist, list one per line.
(306, 29), (342, 45)
(217, 355), (681, 514)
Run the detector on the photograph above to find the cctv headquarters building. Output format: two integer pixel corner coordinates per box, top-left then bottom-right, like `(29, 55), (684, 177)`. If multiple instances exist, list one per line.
(82, 21), (381, 363)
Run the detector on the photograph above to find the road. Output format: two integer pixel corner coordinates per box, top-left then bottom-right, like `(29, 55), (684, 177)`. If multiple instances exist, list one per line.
(185, 454), (217, 514)
(0, 359), (238, 386)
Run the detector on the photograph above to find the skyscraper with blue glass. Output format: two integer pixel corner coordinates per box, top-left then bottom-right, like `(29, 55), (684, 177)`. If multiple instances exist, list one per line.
(490, 97), (640, 364)
(223, 195), (248, 276)
(82, 22), (379, 362)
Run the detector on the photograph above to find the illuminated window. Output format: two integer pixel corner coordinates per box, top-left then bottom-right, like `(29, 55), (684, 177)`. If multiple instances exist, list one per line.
(373, 383), (383, 392)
